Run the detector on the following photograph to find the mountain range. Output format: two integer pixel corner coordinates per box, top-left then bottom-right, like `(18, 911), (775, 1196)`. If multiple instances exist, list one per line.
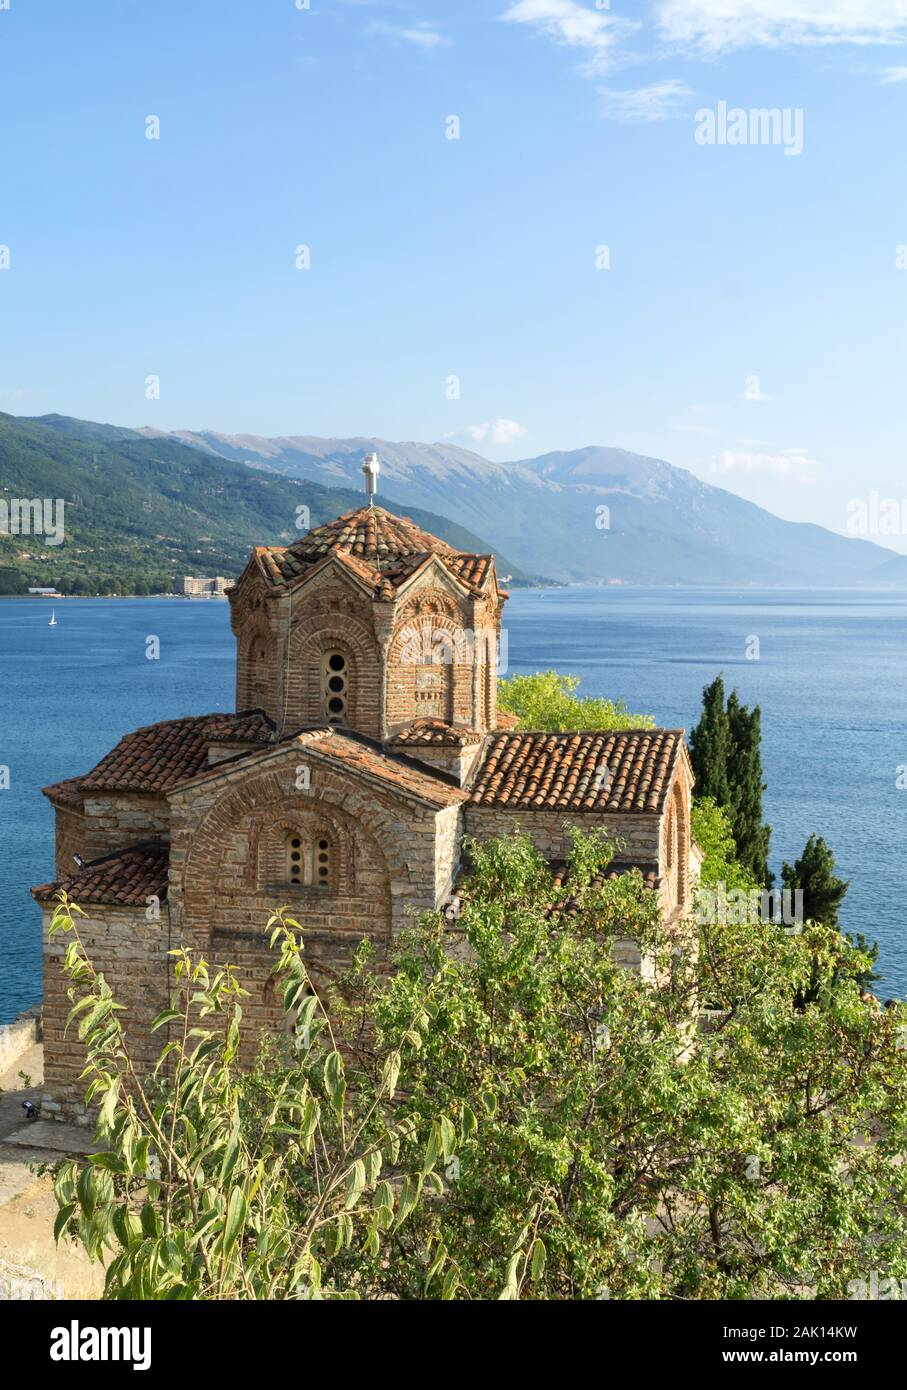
(138, 425), (897, 588)
(1, 411), (902, 590)
(0, 414), (532, 594)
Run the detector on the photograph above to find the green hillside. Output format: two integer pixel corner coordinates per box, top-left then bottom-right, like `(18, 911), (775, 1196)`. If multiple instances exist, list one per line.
(0, 413), (535, 595)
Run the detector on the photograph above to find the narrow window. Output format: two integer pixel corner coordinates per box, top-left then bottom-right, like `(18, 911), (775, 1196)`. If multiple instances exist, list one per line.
(284, 831), (331, 888)
(316, 836), (331, 885)
(286, 833), (305, 885)
(322, 651), (348, 724)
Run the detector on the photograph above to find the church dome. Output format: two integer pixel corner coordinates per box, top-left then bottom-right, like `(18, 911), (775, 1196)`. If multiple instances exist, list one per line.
(290, 505), (457, 565)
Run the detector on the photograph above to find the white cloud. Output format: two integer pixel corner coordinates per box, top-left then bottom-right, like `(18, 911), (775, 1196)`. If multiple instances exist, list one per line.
(600, 78), (694, 122)
(466, 419), (530, 446)
(710, 448), (819, 482)
(879, 64), (907, 80)
(366, 21), (449, 49)
(501, 0), (633, 73)
(656, 1), (907, 55)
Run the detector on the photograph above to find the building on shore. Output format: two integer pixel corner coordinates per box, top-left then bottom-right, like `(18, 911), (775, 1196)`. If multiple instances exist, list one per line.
(182, 576), (230, 598)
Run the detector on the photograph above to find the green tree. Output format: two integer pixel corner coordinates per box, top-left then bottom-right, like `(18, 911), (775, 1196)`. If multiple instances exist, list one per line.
(690, 796), (757, 896)
(316, 830), (907, 1300)
(781, 833), (849, 930)
(726, 692), (771, 885)
(689, 676), (732, 807)
(49, 896), (463, 1300)
(690, 677), (772, 886)
(497, 670), (653, 731)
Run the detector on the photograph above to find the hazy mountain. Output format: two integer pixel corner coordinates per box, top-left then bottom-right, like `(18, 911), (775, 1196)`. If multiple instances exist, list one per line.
(134, 427), (900, 587)
(1, 415), (533, 592)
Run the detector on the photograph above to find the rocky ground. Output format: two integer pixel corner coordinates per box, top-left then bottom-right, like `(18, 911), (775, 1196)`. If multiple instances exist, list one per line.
(0, 1045), (104, 1298)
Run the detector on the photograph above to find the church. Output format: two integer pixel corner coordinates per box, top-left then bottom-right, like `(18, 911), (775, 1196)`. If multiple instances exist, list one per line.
(33, 471), (697, 1120)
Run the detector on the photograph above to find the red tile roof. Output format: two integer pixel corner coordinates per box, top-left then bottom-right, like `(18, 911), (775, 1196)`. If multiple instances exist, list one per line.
(548, 859), (660, 894)
(48, 711), (274, 798)
(42, 776), (84, 810)
(286, 729), (467, 806)
(170, 724), (467, 807)
(468, 729), (685, 814)
(32, 841), (169, 907)
(250, 506), (496, 599)
(390, 719), (483, 748)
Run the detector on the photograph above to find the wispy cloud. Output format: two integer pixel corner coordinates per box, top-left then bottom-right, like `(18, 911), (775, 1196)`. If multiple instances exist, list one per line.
(366, 20), (449, 49)
(600, 78), (694, 122)
(466, 419), (529, 446)
(501, 0), (633, 74)
(655, 1), (907, 55)
(879, 64), (907, 81)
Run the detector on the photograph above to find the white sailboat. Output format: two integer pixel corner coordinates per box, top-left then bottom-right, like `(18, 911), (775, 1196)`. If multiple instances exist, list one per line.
(48, 608), (57, 627)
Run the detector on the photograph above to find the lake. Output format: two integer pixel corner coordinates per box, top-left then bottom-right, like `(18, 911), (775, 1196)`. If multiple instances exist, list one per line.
(1, 588), (905, 1023)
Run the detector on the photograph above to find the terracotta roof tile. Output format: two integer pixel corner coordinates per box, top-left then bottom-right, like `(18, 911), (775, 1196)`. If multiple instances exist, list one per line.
(252, 506), (496, 599)
(292, 729), (467, 806)
(73, 711), (274, 795)
(41, 776), (84, 809)
(32, 841), (169, 907)
(390, 719), (484, 748)
(468, 729), (685, 815)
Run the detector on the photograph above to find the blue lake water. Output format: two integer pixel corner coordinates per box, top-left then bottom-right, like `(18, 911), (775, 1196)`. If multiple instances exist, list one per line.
(1, 588), (906, 1022)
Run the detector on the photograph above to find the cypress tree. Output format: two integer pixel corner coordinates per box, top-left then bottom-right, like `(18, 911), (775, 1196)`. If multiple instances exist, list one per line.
(689, 676), (731, 806)
(690, 676), (772, 887)
(726, 693), (772, 886)
(781, 835), (849, 929)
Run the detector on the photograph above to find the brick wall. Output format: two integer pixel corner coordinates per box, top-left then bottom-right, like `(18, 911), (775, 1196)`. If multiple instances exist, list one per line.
(53, 804), (86, 878)
(41, 902), (171, 1123)
(166, 748), (448, 1064)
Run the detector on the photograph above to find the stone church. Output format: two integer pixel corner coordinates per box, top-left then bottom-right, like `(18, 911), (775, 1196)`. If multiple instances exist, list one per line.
(33, 490), (697, 1120)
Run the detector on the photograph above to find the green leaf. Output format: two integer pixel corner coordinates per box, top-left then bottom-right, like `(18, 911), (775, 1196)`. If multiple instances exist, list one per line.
(344, 1160), (367, 1210)
(323, 1051), (346, 1117)
(150, 1008), (182, 1032)
(54, 1203), (75, 1243)
(530, 1238), (547, 1281)
(223, 1186), (247, 1256)
(382, 1050), (401, 1099)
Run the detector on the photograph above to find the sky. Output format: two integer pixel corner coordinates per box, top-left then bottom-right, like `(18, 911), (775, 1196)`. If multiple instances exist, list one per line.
(2, 0), (907, 545)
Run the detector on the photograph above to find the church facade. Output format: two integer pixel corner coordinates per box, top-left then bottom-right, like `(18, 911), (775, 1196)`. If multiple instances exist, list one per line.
(33, 501), (697, 1121)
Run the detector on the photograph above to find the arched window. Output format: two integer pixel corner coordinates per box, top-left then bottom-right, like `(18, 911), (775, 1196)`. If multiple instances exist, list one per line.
(322, 651), (348, 724)
(284, 830), (332, 889)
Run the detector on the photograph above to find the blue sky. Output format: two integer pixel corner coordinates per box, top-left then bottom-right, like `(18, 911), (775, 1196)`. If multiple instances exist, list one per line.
(2, 0), (907, 543)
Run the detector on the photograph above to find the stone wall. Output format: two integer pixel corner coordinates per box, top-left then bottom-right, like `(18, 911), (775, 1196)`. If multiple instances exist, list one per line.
(80, 794), (170, 861)
(0, 1007), (41, 1074)
(463, 805), (662, 865)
